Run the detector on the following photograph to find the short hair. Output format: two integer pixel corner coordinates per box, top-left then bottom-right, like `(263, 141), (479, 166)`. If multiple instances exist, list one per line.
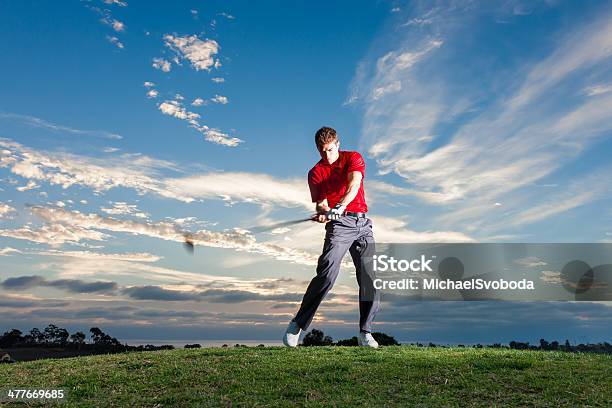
(315, 127), (338, 149)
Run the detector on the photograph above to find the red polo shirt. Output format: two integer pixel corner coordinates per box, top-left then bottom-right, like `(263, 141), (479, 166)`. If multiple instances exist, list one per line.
(308, 150), (368, 213)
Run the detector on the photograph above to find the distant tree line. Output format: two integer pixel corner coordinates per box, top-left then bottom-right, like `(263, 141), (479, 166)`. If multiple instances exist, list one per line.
(299, 328), (612, 353)
(302, 329), (400, 346)
(0, 325), (174, 353)
(2, 325), (610, 355)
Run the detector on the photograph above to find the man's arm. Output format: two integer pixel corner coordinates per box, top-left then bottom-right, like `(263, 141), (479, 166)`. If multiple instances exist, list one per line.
(336, 171), (363, 209)
(325, 171), (363, 220)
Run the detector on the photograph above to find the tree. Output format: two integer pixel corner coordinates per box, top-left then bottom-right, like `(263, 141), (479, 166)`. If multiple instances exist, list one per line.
(29, 328), (44, 345)
(70, 332), (86, 350)
(56, 328), (69, 347)
(336, 336), (358, 346)
(372, 332), (400, 346)
(43, 324), (60, 345)
(302, 329), (333, 346)
(89, 327), (121, 348)
(0, 329), (23, 348)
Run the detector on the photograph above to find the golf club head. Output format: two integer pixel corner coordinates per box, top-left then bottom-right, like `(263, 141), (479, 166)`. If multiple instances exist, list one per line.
(183, 233), (195, 254)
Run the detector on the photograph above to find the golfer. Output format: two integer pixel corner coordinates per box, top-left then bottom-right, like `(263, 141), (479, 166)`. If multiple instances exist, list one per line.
(283, 127), (380, 348)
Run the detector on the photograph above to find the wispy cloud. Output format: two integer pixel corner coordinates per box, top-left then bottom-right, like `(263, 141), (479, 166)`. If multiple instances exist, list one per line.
(584, 83), (612, 96)
(1, 275), (117, 294)
(0, 112), (122, 140)
(351, 2), (612, 234)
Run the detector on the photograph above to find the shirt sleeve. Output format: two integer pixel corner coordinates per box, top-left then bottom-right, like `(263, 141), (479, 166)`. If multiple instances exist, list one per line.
(308, 168), (326, 203)
(347, 152), (366, 178)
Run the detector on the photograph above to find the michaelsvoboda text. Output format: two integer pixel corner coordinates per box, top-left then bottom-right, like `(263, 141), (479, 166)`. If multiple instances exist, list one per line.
(372, 255), (535, 291)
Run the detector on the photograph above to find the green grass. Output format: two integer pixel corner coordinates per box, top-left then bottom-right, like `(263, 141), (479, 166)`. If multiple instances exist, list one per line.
(0, 346), (610, 407)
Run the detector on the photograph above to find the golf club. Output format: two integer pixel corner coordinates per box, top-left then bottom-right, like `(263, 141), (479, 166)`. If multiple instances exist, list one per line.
(182, 215), (320, 252)
(246, 216), (318, 233)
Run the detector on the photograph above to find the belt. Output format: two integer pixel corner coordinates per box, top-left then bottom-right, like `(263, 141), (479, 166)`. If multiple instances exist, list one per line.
(345, 211), (367, 218)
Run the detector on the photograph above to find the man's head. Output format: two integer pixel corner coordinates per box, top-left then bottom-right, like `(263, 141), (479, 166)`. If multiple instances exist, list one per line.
(315, 126), (340, 164)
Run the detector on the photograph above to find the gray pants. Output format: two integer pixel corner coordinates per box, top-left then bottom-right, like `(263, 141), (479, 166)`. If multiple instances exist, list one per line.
(293, 216), (380, 332)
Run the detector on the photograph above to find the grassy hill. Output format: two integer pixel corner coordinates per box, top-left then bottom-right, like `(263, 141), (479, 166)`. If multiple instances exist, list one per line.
(0, 346), (610, 407)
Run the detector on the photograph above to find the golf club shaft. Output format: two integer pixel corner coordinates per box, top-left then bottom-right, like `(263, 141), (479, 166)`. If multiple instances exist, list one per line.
(247, 217), (316, 233)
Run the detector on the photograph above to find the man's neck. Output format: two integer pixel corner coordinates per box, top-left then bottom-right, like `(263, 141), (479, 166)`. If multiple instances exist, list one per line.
(325, 151), (341, 165)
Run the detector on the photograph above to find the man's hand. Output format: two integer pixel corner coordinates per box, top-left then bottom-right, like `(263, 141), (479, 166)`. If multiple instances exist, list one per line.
(326, 203), (346, 221)
(314, 214), (328, 223)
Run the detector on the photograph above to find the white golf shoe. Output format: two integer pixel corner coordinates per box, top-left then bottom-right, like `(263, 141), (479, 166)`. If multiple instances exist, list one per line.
(282, 320), (302, 347)
(358, 331), (379, 348)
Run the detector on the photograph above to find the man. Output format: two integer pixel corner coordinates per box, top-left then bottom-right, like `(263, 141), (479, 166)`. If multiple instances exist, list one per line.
(283, 126), (380, 348)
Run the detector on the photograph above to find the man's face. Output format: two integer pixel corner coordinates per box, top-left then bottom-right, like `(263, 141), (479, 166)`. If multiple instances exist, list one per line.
(318, 140), (340, 164)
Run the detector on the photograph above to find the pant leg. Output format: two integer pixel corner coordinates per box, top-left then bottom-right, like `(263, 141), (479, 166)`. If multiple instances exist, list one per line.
(349, 218), (380, 333)
(293, 219), (356, 330)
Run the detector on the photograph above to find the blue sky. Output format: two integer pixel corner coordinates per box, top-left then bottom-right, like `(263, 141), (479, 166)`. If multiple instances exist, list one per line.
(0, 0), (611, 344)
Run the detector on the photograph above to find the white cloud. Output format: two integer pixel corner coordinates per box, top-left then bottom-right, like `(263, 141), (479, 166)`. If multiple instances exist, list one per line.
(0, 222), (110, 246)
(36, 249), (161, 263)
(210, 95), (228, 104)
(514, 257), (547, 268)
(152, 57), (171, 72)
(16, 180), (40, 192)
(202, 129), (242, 147)
(156, 99), (242, 147)
(163, 173), (312, 210)
(211, 77), (225, 83)
(192, 98), (205, 106)
(0, 247), (21, 256)
(158, 100), (200, 121)
(146, 89), (159, 98)
(143, 81), (155, 88)
(103, 0), (127, 6)
(0, 203), (16, 219)
(111, 20), (125, 32)
(19, 206), (320, 266)
(106, 36), (124, 49)
(163, 34), (220, 71)
(218, 12), (235, 20)
(0, 138), (306, 207)
(584, 83), (612, 96)
(540, 270), (562, 284)
(101, 201), (150, 219)
(0, 138), (182, 200)
(370, 215), (473, 243)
